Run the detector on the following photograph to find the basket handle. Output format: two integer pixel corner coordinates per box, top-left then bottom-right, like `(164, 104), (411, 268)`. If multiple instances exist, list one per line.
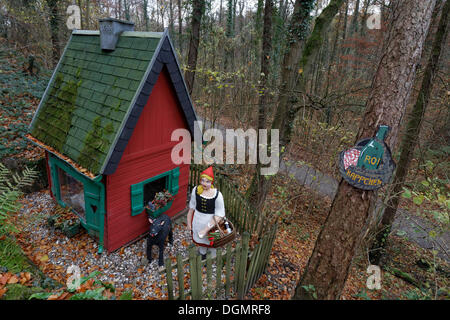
(214, 216), (225, 237)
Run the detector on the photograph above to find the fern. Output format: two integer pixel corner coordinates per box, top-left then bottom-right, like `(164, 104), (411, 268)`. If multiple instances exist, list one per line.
(0, 163), (38, 235)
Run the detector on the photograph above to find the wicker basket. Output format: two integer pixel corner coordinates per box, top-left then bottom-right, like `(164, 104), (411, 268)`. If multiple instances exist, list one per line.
(208, 218), (236, 248)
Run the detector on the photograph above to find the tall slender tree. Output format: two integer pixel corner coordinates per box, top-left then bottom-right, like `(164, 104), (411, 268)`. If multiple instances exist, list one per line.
(247, 0), (273, 210)
(248, 0), (345, 209)
(184, 0), (206, 95)
(247, 0), (318, 209)
(178, 0), (183, 53)
(294, 0), (437, 300)
(370, 0), (449, 265)
(46, 0), (60, 68)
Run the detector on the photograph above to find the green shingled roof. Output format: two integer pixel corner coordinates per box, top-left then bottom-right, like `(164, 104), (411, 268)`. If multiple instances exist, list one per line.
(29, 31), (163, 175)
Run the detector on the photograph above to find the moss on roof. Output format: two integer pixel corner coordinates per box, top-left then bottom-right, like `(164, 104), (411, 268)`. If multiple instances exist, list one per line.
(29, 32), (162, 175)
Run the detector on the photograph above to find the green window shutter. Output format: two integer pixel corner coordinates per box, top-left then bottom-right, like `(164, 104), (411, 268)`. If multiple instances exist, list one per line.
(170, 167), (180, 195)
(130, 183), (144, 216)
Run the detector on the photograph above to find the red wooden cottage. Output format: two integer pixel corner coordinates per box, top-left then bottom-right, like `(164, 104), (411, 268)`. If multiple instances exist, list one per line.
(27, 19), (198, 253)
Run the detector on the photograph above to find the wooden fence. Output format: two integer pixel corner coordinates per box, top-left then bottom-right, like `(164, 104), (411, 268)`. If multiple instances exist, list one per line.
(159, 164), (278, 300)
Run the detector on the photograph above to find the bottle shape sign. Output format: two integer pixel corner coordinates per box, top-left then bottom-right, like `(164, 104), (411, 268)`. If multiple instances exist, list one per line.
(357, 125), (389, 170)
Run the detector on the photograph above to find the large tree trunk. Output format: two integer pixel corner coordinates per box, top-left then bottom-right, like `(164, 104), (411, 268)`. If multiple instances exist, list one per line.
(370, 0), (449, 265)
(184, 0), (205, 95)
(294, 0), (436, 300)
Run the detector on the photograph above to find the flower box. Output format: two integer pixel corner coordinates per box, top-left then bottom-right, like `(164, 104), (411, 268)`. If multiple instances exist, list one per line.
(46, 206), (82, 238)
(145, 190), (174, 219)
(146, 200), (173, 219)
(62, 221), (81, 238)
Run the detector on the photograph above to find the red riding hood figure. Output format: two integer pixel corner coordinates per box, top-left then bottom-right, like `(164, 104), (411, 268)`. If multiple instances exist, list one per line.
(186, 166), (226, 259)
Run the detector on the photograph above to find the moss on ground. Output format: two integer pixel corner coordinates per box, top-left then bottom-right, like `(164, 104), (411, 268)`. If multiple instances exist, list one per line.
(0, 236), (61, 300)
(2, 283), (44, 300)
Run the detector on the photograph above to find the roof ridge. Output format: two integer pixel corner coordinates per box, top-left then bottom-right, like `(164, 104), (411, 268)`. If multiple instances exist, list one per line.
(72, 30), (164, 38)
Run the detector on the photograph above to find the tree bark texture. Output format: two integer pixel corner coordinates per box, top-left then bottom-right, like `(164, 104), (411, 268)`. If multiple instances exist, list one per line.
(371, 0), (449, 265)
(178, 0), (183, 53)
(47, 0), (60, 68)
(248, 0), (343, 210)
(184, 0), (206, 95)
(247, 0), (273, 211)
(294, 0), (436, 300)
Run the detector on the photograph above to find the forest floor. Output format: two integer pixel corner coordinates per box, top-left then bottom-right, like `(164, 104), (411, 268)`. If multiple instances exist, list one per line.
(1, 172), (448, 300)
(0, 38), (448, 300)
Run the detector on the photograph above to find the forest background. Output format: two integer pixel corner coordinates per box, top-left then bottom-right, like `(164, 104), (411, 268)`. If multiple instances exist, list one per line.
(0, 0), (448, 300)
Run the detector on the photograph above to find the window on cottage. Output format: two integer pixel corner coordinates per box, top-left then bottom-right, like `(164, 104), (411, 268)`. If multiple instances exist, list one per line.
(144, 176), (167, 205)
(130, 167), (180, 216)
(58, 168), (86, 220)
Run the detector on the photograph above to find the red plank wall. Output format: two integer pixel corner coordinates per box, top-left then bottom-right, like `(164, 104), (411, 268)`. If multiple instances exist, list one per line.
(104, 67), (190, 252)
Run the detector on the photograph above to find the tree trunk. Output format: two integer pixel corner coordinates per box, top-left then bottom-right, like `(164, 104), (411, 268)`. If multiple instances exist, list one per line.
(342, 0), (349, 40)
(219, 0), (223, 25)
(248, 0), (344, 209)
(77, 0), (84, 29)
(184, 0), (206, 95)
(274, 0), (345, 156)
(370, 0), (449, 265)
(350, 0), (361, 34)
(247, 0), (273, 210)
(124, 0), (130, 21)
(47, 0), (60, 68)
(143, 0), (149, 31)
(178, 0), (183, 54)
(294, 0), (436, 300)
(224, 0), (235, 72)
(86, 0), (90, 29)
(169, 0), (174, 36)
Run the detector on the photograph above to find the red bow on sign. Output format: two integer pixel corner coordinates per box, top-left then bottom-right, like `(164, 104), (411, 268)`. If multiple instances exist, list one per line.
(344, 148), (361, 170)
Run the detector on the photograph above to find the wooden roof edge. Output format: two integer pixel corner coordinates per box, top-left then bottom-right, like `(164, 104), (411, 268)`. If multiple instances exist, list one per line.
(25, 134), (100, 181)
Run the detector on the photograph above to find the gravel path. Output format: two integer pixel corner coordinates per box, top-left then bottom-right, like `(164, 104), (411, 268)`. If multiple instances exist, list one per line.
(17, 191), (201, 299)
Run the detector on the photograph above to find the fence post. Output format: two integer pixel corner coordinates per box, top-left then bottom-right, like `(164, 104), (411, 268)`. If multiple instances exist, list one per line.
(224, 243), (232, 297)
(176, 253), (185, 300)
(237, 232), (250, 299)
(164, 257), (174, 300)
(245, 236), (263, 293)
(188, 245), (200, 300)
(215, 247), (223, 297)
(205, 252), (213, 297)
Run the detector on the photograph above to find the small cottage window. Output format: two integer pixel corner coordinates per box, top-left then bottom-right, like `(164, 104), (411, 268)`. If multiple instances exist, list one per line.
(130, 167), (180, 216)
(58, 168), (86, 220)
(144, 176), (167, 205)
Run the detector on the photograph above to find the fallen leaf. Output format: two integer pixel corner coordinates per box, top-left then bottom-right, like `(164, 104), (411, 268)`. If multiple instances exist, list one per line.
(7, 276), (19, 284)
(0, 288), (7, 299)
(57, 292), (69, 300)
(103, 289), (114, 299)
